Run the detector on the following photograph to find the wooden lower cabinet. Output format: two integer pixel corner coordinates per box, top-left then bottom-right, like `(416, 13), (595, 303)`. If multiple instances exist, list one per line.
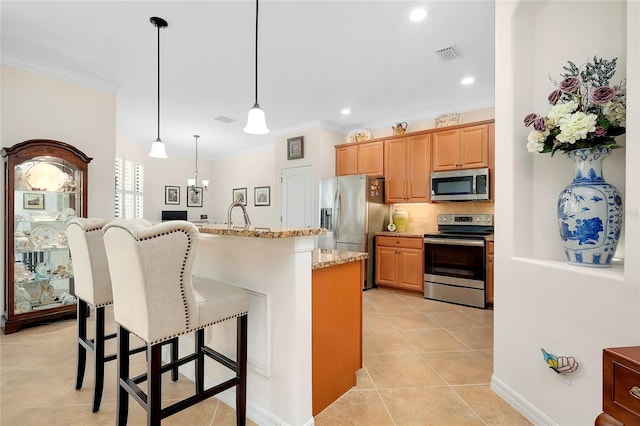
(596, 347), (640, 426)
(486, 241), (494, 304)
(375, 236), (424, 292)
(312, 260), (363, 416)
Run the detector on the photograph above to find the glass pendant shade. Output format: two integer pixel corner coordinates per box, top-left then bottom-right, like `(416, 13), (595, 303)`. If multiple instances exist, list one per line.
(201, 179), (210, 189)
(149, 139), (168, 158)
(243, 105), (269, 135)
(187, 178), (196, 187)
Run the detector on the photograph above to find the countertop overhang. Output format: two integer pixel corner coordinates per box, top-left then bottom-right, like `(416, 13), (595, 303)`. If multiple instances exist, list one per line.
(312, 249), (368, 270)
(198, 225), (325, 239)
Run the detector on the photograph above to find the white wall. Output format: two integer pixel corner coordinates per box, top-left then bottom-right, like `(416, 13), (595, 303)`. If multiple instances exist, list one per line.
(493, 1), (640, 424)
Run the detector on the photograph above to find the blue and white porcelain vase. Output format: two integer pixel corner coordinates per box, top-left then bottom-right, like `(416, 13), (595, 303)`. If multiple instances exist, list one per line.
(557, 147), (622, 267)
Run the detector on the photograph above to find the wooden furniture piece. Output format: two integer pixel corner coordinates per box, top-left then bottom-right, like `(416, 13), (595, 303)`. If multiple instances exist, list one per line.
(2, 139), (91, 334)
(335, 140), (384, 177)
(375, 235), (424, 292)
(384, 134), (431, 203)
(103, 220), (249, 425)
(596, 346), (640, 426)
(432, 123), (489, 171)
(312, 259), (363, 415)
(486, 240), (494, 304)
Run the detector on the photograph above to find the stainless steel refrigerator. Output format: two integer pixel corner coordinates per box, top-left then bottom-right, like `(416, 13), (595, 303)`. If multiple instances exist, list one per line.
(318, 175), (388, 289)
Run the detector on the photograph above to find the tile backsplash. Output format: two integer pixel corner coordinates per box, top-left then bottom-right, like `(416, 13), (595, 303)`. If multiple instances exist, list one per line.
(389, 202), (494, 234)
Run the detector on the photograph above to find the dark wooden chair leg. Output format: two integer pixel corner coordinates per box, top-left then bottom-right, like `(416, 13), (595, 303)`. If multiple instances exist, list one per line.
(236, 314), (248, 426)
(148, 343), (163, 425)
(75, 299), (88, 390)
(117, 325), (130, 426)
(196, 329), (205, 394)
(92, 306), (106, 413)
(170, 337), (179, 381)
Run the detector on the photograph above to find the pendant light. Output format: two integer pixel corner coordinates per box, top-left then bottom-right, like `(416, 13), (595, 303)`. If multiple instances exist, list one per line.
(148, 17), (169, 158)
(187, 135), (209, 193)
(243, 0), (269, 134)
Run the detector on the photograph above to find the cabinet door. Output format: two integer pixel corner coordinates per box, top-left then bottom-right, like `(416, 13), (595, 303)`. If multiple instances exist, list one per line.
(488, 122), (495, 201)
(336, 145), (357, 176)
(375, 246), (398, 286)
(459, 124), (489, 169)
(384, 138), (408, 203)
(431, 129), (459, 171)
(398, 248), (424, 291)
(406, 134), (430, 202)
(357, 141), (384, 177)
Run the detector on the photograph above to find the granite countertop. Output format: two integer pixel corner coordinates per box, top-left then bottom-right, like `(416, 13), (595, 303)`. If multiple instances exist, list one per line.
(485, 234), (494, 242)
(198, 225), (325, 239)
(376, 231), (424, 238)
(312, 249), (368, 270)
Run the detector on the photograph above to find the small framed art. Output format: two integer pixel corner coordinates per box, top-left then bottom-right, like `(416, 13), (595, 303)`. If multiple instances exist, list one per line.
(232, 188), (247, 206)
(23, 193), (45, 210)
(287, 136), (304, 160)
(165, 186), (180, 205)
(187, 187), (203, 207)
(254, 186), (270, 206)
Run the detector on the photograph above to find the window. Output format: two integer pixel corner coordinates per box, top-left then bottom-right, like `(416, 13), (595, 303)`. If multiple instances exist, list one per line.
(115, 158), (144, 219)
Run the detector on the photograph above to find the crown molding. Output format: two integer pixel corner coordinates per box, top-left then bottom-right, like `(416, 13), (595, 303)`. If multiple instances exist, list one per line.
(1, 51), (120, 94)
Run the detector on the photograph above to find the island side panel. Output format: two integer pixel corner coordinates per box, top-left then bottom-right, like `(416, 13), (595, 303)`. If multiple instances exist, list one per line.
(192, 233), (315, 426)
(312, 260), (363, 416)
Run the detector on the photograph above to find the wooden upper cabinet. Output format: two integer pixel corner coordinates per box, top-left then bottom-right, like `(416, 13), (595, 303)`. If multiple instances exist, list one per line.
(384, 135), (430, 203)
(432, 124), (489, 171)
(357, 141), (384, 177)
(488, 122), (495, 201)
(335, 141), (383, 177)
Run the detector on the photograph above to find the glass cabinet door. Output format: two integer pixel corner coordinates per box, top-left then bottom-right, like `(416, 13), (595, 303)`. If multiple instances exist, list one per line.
(2, 140), (91, 334)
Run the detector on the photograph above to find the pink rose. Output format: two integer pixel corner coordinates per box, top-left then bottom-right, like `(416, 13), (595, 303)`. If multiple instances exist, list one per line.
(533, 117), (547, 131)
(560, 77), (581, 93)
(590, 86), (615, 104)
(523, 113), (538, 127)
(548, 89), (562, 105)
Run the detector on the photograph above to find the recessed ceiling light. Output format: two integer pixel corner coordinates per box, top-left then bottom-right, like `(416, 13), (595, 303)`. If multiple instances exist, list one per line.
(341, 108), (351, 115)
(461, 76), (475, 85)
(409, 8), (427, 22)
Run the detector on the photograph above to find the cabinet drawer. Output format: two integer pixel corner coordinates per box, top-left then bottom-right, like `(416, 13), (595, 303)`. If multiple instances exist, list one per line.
(377, 236), (423, 249)
(611, 362), (640, 417)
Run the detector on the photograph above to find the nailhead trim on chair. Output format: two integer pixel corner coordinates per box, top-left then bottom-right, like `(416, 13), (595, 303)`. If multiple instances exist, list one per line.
(105, 224), (198, 337)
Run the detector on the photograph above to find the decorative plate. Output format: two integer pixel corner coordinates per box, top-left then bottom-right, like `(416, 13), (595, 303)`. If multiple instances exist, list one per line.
(347, 129), (372, 143)
(35, 261), (54, 278)
(387, 223), (397, 232)
(56, 208), (76, 221)
(30, 225), (61, 248)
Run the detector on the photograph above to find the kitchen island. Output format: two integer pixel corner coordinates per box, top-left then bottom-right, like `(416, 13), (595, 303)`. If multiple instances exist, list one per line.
(186, 225), (365, 425)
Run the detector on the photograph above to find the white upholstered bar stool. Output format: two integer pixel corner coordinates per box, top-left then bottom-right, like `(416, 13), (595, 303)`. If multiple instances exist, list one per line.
(103, 219), (249, 426)
(66, 218), (178, 413)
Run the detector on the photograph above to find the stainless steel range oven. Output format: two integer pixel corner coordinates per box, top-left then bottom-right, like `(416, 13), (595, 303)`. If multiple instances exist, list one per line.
(424, 214), (493, 308)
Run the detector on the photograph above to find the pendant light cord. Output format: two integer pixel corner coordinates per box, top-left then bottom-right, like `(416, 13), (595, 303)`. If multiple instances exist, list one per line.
(253, 0), (259, 107)
(157, 23), (161, 141)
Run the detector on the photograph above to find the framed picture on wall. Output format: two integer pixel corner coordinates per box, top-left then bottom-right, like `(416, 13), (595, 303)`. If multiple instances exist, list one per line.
(232, 188), (247, 206)
(187, 187), (203, 207)
(165, 185), (180, 205)
(254, 186), (270, 206)
(287, 136), (304, 160)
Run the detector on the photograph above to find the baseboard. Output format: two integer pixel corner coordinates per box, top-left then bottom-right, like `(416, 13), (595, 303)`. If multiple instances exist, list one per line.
(490, 375), (556, 426)
(179, 364), (315, 426)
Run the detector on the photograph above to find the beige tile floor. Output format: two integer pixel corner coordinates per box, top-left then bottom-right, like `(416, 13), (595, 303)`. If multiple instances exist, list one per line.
(0, 288), (531, 425)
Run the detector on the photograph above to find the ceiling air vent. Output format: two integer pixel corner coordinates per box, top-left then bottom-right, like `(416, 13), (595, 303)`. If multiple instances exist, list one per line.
(214, 115), (236, 124)
(434, 45), (460, 62)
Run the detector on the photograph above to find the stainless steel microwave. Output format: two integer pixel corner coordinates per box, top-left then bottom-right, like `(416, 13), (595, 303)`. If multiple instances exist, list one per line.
(430, 168), (490, 201)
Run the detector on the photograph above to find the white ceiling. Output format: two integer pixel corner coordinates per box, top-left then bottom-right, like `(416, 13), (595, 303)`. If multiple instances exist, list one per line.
(1, 1), (495, 159)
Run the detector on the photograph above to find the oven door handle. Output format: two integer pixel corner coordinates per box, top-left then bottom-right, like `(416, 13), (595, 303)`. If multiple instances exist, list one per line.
(423, 237), (485, 247)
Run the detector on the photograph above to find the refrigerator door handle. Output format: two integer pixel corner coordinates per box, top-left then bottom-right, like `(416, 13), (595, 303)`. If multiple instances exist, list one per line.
(334, 191), (341, 241)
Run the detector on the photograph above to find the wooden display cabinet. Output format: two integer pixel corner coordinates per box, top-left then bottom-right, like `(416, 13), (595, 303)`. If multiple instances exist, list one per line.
(375, 236), (424, 292)
(596, 346), (640, 426)
(2, 139), (91, 334)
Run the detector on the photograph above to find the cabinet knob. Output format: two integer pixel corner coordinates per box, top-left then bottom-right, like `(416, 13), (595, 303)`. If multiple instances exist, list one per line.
(631, 386), (640, 400)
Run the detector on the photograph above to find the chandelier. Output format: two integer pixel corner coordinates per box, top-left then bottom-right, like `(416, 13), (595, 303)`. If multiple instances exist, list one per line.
(187, 135), (209, 193)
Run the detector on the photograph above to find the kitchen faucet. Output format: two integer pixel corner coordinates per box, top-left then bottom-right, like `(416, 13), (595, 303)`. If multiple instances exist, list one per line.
(227, 201), (251, 229)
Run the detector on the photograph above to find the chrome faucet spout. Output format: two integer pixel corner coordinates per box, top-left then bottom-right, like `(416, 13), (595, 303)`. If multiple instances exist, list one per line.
(227, 202), (251, 229)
